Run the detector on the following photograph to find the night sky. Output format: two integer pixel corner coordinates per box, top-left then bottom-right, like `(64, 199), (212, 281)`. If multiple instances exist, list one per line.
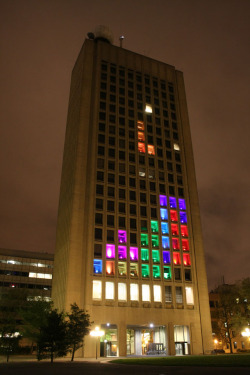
(1, 0), (250, 290)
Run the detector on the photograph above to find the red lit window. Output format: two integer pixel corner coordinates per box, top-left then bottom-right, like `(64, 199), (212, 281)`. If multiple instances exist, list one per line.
(183, 253), (191, 266)
(182, 239), (189, 251)
(148, 145), (155, 155)
(171, 224), (179, 236)
(138, 132), (145, 142)
(106, 261), (115, 276)
(172, 238), (180, 250)
(137, 121), (144, 131)
(181, 225), (188, 237)
(138, 142), (146, 153)
(173, 252), (181, 265)
(170, 210), (178, 222)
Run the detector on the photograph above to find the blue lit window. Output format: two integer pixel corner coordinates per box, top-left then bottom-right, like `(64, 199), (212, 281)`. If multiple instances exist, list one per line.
(162, 236), (170, 249)
(161, 222), (169, 235)
(160, 208), (168, 221)
(178, 198), (186, 210)
(169, 197), (177, 209)
(180, 212), (187, 224)
(162, 251), (171, 264)
(93, 259), (102, 274)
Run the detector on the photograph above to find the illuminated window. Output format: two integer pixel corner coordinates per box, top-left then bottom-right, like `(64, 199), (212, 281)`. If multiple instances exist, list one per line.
(141, 264), (150, 278)
(139, 167), (146, 177)
(163, 266), (172, 280)
(171, 224), (179, 236)
(141, 233), (148, 246)
(130, 247), (138, 261)
(161, 222), (169, 234)
(148, 145), (155, 155)
(172, 238), (180, 250)
(28, 273), (52, 279)
(152, 250), (160, 263)
(118, 246), (127, 259)
(185, 286), (194, 305)
(180, 212), (187, 224)
(163, 251), (171, 264)
(173, 252), (181, 265)
(141, 248), (149, 261)
(105, 282), (114, 300)
(142, 284), (150, 302)
(162, 236), (170, 249)
(174, 143), (180, 151)
(182, 239), (189, 251)
(93, 259), (102, 274)
(151, 235), (159, 247)
(151, 221), (159, 233)
(153, 265), (161, 279)
(130, 263), (138, 277)
(106, 244), (115, 259)
(181, 225), (188, 237)
(169, 197), (177, 209)
(138, 132), (145, 142)
(106, 261), (115, 276)
(137, 121), (144, 131)
(170, 210), (178, 222)
(118, 262), (127, 276)
(130, 283), (139, 301)
(153, 285), (161, 302)
(145, 104), (152, 113)
(92, 280), (102, 300)
(183, 253), (191, 266)
(178, 198), (186, 210)
(160, 208), (168, 221)
(118, 230), (127, 243)
(118, 283), (127, 301)
(159, 195), (167, 206)
(138, 142), (146, 153)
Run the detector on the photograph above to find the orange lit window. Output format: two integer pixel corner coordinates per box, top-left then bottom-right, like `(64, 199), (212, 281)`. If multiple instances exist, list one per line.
(137, 121), (144, 131)
(170, 210), (178, 222)
(138, 142), (146, 153)
(148, 145), (155, 155)
(138, 132), (145, 142)
(182, 239), (189, 251)
(181, 225), (188, 237)
(183, 253), (191, 266)
(171, 224), (179, 236)
(106, 261), (115, 276)
(173, 252), (181, 265)
(172, 238), (180, 250)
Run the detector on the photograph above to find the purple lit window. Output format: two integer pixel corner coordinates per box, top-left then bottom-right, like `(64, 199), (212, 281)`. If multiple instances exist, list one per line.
(169, 197), (177, 209)
(159, 195), (167, 207)
(180, 212), (187, 224)
(178, 198), (186, 210)
(160, 208), (168, 221)
(130, 247), (138, 261)
(106, 244), (115, 259)
(163, 251), (171, 264)
(118, 246), (127, 260)
(162, 236), (170, 249)
(118, 230), (127, 244)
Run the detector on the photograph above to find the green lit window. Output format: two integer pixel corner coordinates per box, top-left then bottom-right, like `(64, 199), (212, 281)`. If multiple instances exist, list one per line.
(153, 265), (161, 279)
(118, 262), (127, 276)
(141, 248), (149, 261)
(151, 235), (159, 247)
(130, 263), (139, 277)
(163, 266), (171, 280)
(141, 264), (150, 278)
(141, 233), (148, 246)
(151, 220), (159, 233)
(152, 250), (160, 263)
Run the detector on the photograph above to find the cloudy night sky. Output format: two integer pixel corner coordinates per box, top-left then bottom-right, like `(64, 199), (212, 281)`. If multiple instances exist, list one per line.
(1, 0), (250, 290)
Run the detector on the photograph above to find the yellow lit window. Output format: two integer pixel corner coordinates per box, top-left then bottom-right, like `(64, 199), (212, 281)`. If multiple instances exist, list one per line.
(105, 281), (114, 300)
(138, 132), (145, 142)
(185, 286), (194, 305)
(137, 121), (144, 131)
(92, 280), (102, 300)
(147, 145), (155, 155)
(145, 104), (152, 113)
(130, 283), (139, 301)
(142, 284), (150, 302)
(153, 285), (161, 302)
(118, 283), (127, 301)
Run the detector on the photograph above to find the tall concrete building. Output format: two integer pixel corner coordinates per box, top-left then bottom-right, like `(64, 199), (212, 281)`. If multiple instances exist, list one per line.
(52, 26), (213, 357)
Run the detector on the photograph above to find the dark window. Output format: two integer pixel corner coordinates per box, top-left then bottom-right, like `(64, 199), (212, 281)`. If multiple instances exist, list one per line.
(150, 182), (156, 191)
(140, 193), (147, 203)
(95, 228), (102, 240)
(119, 128), (125, 136)
(130, 204), (136, 215)
(139, 155), (145, 165)
(129, 142), (135, 151)
(158, 160), (164, 169)
(129, 131), (134, 139)
(100, 91), (106, 100)
(129, 165), (136, 175)
(98, 146), (105, 156)
(109, 125), (116, 134)
(108, 187), (115, 197)
(119, 202), (126, 213)
(177, 176), (183, 185)
(148, 135), (154, 144)
(97, 158), (104, 169)
(148, 158), (154, 167)
(97, 171), (104, 181)
(108, 173), (115, 184)
(107, 200), (115, 211)
(151, 208), (157, 218)
(99, 123), (105, 132)
(129, 120), (134, 128)
(140, 206), (147, 216)
(119, 117), (125, 125)
(129, 178), (136, 187)
(110, 94), (116, 102)
(157, 148), (163, 157)
(130, 218), (137, 229)
(119, 216), (126, 228)
(176, 164), (182, 173)
(119, 176), (126, 185)
(184, 269), (192, 281)
(119, 189), (126, 199)
(99, 112), (105, 121)
(119, 97), (125, 105)
(96, 185), (103, 195)
(178, 188), (184, 197)
(140, 180), (146, 190)
(130, 190), (136, 201)
(166, 151), (172, 160)
(168, 174), (174, 183)
(95, 213), (103, 225)
(107, 215), (114, 226)
(175, 153), (181, 162)
(147, 125), (153, 133)
(150, 194), (157, 204)
(108, 161), (115, 171)
(94, 244), (102, 257)
(119, 163), (126, 173)
(141, 220), (147, 231)
(109, 137), (115, 146)
(96, 198), (103, 210)
(169, 186), (175, 195)
(119, 151), (125, 160)
(165, 140), (171, 148)
(167, 162), (173, 171)
(159, 172), (165, 181)
(129, 153), (135, 162)
(174, 268), (181, 281)
(130, 233), (137, 244)
(156, 138), (162, 146)
(109, 148), (115, 158)
(107, 230), (114, 242)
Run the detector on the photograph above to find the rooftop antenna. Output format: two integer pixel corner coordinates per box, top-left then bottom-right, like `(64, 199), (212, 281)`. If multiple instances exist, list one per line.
(119, 35), (125, 48)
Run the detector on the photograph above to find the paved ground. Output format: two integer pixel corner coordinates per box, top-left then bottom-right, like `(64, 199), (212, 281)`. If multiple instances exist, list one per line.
(0, 361), (250, 375)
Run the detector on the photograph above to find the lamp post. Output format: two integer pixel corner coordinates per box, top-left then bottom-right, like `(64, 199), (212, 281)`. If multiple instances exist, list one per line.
(90, 326), (105, 359)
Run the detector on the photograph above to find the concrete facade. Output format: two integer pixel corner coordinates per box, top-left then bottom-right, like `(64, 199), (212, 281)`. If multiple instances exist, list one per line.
(52, 35), (213, 357)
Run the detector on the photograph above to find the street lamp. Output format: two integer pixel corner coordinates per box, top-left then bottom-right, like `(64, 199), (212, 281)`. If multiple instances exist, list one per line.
(90, 326), (105, 359)
(241, 328), (250, 337)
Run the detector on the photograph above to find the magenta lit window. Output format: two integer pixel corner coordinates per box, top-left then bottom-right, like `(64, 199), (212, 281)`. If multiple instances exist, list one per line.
(118, 230), (127, 244)
(106, 244), (115, 259)
(130, 247), (138, 261)
(118, 246), (127, 260)
(159, 195), (167, 207)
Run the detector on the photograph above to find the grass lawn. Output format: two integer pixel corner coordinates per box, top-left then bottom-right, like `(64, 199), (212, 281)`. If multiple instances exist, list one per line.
(111, 354), (250, 367)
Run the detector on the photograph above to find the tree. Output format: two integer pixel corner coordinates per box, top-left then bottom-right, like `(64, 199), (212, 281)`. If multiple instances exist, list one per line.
(66, 303), (92, 361)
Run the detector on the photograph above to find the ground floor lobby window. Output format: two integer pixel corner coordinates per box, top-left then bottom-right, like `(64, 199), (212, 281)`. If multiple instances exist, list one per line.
(127, 325), (166, 356)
